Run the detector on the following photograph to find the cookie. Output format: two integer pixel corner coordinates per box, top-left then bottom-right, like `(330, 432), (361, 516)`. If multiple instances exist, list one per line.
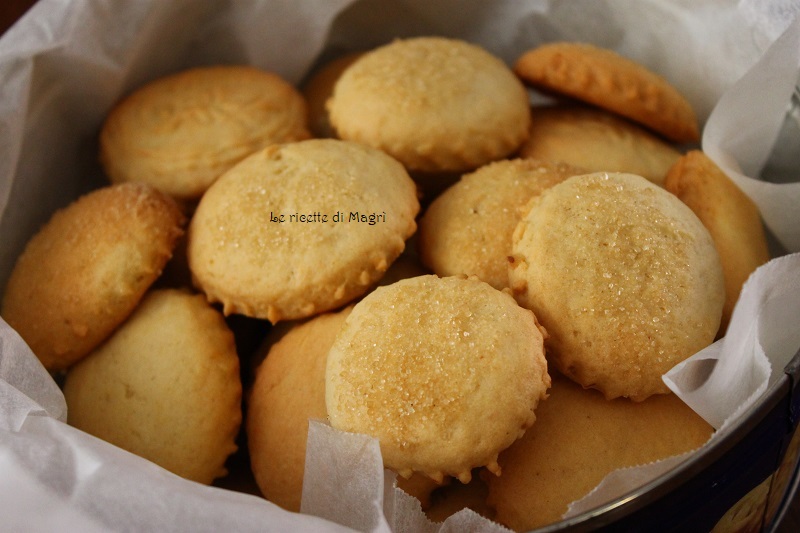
(519, 105), (681, 185)
(187, 138), (420, 322)
(418, 158), (581, 290)
(325, 275), (550, 484)
(100, 65), (310, 201)
(247, 306), (352, 511)
(514, 42), (699, 143)
(664, 150), (771, 335)
(486, 374), (713, 531)
(1, 183), (184, 371)
(509, 172), (724, 401)
(302, 52), (363, 138)
(328, 37), (531, 174)
(247, 305), (441, 511)
(63, 289), (242, 484)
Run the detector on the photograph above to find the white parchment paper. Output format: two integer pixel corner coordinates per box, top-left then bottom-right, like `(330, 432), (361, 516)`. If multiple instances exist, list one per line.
(2, 1), (800, 531)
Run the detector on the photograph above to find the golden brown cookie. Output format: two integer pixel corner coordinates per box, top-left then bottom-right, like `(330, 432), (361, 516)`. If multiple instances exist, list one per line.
(509, 172), (724, 401)
(100, 65), (310, 201)
(418, 158), (581, 290)
(247, 305), (442, 511)
(63, 289), (242, 484)
(247, 306), (352, 511)
(514, 42), (699, 143)
(302, 52), (363, 138)
(486, 374), (713, 531)
(325, 275), (550, 484)
(520, 105), (682, 185)
(187, 139), (419, 323)
(328, 37), (531, 174)
(1, 183), (184, 371)
(664, 150), (771, 335)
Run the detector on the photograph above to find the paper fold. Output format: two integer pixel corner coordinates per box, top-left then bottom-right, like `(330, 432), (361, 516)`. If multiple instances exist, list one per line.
(2, 1), (800, 531)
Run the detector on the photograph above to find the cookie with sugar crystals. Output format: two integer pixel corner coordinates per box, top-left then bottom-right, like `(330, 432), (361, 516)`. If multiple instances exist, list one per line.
(486, 374), (713, 531)
(665, 150), (770, 335)
(328, 37), (531, 174)
(519, 105), (681, 186)
(325, 274), (550, 484)
(509, 172), (724, 401)
(187, 138), (419, 322)
(63, 289), (242, 485)
(1, 183), (184, 371)
(419, 158), (582, 290)
(247, 305), (441, 511)
(514, 42), (699, 143)
(100, 65), (310, 201)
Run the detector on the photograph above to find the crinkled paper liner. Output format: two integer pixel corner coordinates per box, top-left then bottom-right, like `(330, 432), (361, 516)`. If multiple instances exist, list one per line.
(1, 1), (800, 531)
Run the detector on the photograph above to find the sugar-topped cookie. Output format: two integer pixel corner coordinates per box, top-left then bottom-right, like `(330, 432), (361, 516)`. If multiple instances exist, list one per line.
(328, 37), (530, 174)
(187, 138), (419, 322)
(326, 274), (550, 484)
(419, 158), (581, 290)
(509, 172), (724, 401)
(1, 183), (184, 371)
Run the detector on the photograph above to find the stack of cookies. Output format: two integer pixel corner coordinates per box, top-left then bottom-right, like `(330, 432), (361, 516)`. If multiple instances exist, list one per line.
(0, 35), (772, 530)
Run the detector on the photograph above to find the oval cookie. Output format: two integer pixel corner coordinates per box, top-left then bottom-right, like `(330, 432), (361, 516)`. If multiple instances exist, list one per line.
(329, 37), (531, 173)
(486, 374), (713, 531)
(514, 42), (699, 143)
(664, 150), (771, 335)
(1, 183), (184, 371)
(509, 172), (724, 401)
(63, 289), (242, 484)
(100, 65), (310, 200)
(419, 158), (581, 290)
(520, 105), (681, 185)
(248, 306), (352, 511)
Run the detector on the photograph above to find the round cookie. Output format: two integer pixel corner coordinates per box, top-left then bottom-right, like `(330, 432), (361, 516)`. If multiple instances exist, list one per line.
(1, 183), (184, 371)
(247, 306), (352, 511)
(486, 374), (713, 531)
(325, 275), (550, 484)
(187, 138), (419, 323)
(100, 65), (310, 201)
(514, 42), (699, 143)
(418, 158), (581, 290)
(664, 150), (771, 335)
(520, 105), (681, 185)
(509, 172), (724, 401)
(302, 52), (363, 138)
(328, 37), (531, 174)
(247, 305), (442, 511)
(63, 289), (242, 485)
